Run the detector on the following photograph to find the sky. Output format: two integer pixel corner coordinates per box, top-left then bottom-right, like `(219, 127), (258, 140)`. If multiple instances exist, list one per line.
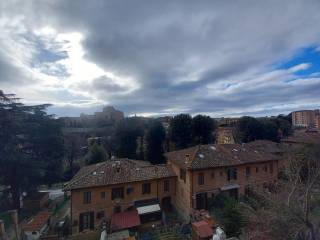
(0, 0), (320, 118)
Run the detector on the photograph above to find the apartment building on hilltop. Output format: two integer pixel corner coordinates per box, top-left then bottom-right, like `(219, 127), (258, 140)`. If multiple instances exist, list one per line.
(292, 109), (320, 129)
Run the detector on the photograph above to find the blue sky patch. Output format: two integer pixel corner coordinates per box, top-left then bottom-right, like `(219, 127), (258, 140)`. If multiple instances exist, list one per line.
(277, 47), (320, 78)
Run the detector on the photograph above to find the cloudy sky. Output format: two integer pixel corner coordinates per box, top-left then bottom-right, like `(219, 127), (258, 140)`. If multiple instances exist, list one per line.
(1, 0), (320, 117)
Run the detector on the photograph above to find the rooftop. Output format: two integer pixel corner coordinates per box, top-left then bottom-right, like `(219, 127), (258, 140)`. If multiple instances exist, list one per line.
(22, 211), (51, 232)
(64, 159), (176, 190)
(282, 129), (320, 145)
(111, 210), (140, 231)
(192, 220), (213, 238)
(165, 140), (282, 170)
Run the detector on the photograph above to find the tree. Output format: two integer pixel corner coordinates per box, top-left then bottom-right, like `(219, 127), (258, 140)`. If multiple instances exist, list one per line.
(275, 115), (292, 138)
(64, 133), (83, 180)
(238, 116), (264, 142)
(85, 143), (108, 164)
(0, 91), (65, 209)
(222, 199), (246, 237)
(144, 121), (166, 164)
(170, 114), (192, 149)
(192, 115), (216, 144)
(242, 144), (320, 240)
(237, 116), (292, 143)
(209, 194), (246, 237)
(114, 117), (144, 159)
(260, 118), (279, 142)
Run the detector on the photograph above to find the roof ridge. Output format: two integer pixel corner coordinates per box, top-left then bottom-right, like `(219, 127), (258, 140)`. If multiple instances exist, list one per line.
(65, 161), (106, 190)
(188, 145), (202, 167)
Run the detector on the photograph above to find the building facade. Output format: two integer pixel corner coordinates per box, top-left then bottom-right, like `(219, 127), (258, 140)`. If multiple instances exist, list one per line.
(64, 159), (176, 235)
(216, 127), (236, 144)
(66, 141), (285, 234)
(165, 141), (283, 220)
(291, 110), (320, 128)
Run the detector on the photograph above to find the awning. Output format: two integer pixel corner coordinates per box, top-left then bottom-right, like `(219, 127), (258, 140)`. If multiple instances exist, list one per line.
(137, 204), (161, 215)
(192, 220), (213, 238)
(111, 210), (140, 231)
(220, 183), (240, 191)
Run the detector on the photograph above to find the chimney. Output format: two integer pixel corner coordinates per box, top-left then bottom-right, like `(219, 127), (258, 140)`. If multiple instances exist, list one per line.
(185, 154), (190, 164)
(115, 161), (121, 173)
(0, 220), (6, 240)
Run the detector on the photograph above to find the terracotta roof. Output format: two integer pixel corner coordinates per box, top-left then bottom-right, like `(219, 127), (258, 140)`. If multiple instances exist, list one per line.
(281, 130), (320, 145)
(165, 140), (282, 170)
(64, 159), (176, 190)
(111, 210), (141, 231)
(22, 211), (51, 232)
(192, 220), (213, 238)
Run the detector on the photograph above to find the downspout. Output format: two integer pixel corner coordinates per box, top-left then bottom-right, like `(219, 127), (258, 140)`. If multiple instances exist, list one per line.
(190, 168), (193, 219)
(70, 190), (73, 234)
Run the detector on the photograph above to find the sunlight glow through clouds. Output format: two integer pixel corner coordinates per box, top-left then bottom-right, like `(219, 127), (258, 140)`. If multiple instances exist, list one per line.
(31, 27), (139, 104)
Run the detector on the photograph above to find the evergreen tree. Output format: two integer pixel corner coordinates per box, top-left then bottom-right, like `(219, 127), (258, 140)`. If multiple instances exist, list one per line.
(238, 116), (264, 142)
(115, 117), (144, 158)
(192, 115), (216, 144)
(0, 91), (65, 209)
(170, 114), (192, 149)
(222, 199), (246, 237)
(144, 121), (166, 164)
(260, 118), (279, 142)
(85, 143), (108, 164)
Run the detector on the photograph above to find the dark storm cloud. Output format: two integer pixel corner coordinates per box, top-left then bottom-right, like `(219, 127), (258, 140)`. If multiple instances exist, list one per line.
(1, 0), (320, 116)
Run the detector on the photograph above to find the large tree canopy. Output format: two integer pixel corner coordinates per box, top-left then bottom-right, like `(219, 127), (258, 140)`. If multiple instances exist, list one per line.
(192, 115), (216, 144)
(238, 115), (292, 143)
(170, 114), (193, 150)
(0, 91), (65, 209)
(85, 143), (108, 165)
(144, 120), (166, 164)
(114, 117), (145, 159)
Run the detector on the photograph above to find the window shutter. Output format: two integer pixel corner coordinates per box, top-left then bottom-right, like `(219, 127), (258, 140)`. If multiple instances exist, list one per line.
(89, 212), (94, 230)
(79, 213), (84, 232)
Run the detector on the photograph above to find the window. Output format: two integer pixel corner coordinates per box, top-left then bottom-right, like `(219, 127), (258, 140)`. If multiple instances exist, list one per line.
(211, 171), (215, 179)
(164, 180), (170, 192)
(180, 168), (186, 182)
(256, 167), (259, 173)
(96, 211), (105, 219)
(245, 186), (252, 196)
(111, 187), (124, 200)
(82, 212), (90, 229)
(83, 192), (91, 204)
(198, 173), (204, 185)
(100, 192), (106, 199)
(126, 186), (134, 195)
(227, 168), (237, 181)
(246, 167), (251, 177)
(142, 183), (151, 194)
(114, 206), (121, 213)
(269, 163), (273, 174)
